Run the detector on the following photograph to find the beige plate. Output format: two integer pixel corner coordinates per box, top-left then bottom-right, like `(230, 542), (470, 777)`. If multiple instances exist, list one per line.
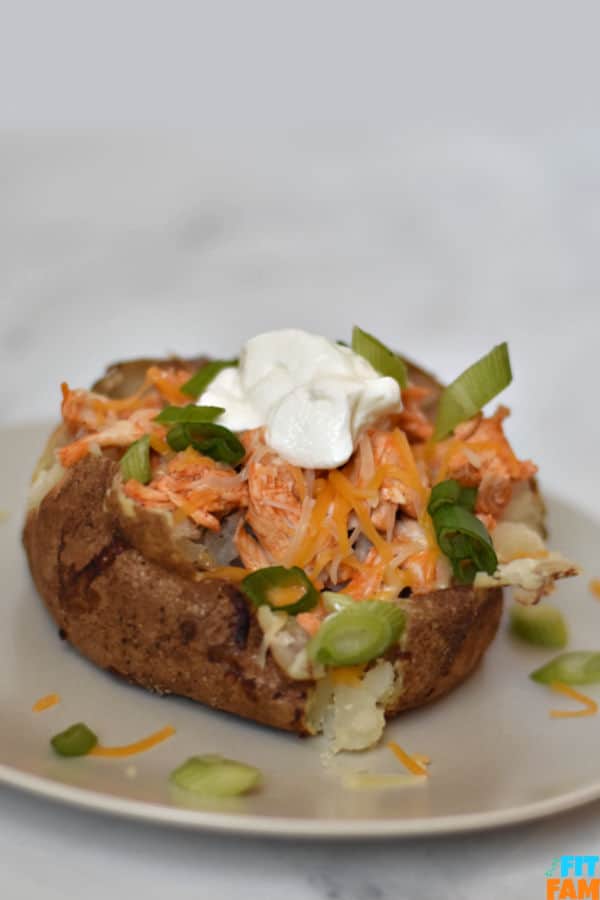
(1, 423), (599, 838)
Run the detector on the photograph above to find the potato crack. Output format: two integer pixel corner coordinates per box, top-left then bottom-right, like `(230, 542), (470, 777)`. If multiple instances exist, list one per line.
(58, 533), (129, 613)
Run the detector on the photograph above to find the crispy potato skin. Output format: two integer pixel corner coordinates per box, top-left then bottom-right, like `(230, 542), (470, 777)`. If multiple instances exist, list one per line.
(391, 586), (502, 715)
(105, 482), (215, 578)
(23, 454), (313, 733)
(23, 356), (503, 735)
(91, 356), (207, 398)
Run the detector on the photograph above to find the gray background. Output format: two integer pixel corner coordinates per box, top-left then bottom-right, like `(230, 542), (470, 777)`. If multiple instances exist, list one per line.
(1, 1), (599, 133)
(1, 3), (600, 897)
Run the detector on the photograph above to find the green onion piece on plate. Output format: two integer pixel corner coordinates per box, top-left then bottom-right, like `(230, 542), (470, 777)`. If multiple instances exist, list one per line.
(351, 326), (407, 389)
(170, 755), (262, 796)
(120, 435), (152, 484)
(308, 601), (406, 667)
(429, 503), (497, 584)
(154, 404), (225, 424)
(51, 722), (98, 757)
(433, 342), (512, 441)
(428, 479), (477, 516)
(530, 652), (600, 685)
(180, 360), (238, 399)
(241, 566), (319, 615)
(166, 421), (245, 466)
(510, 604), (568, 649)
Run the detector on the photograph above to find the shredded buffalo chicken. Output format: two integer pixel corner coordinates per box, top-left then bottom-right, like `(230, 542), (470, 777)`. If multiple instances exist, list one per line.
(57, 363), (540, 606)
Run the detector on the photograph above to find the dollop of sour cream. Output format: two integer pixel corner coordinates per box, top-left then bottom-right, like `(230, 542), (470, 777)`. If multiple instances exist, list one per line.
(199, 329), (402, 468)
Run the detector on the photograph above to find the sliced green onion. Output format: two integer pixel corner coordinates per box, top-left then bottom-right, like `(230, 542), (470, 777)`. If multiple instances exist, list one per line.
(308, 601), (406, 667)
(351, 326), (407, 389)
(530, 652), (600, 685)
(181, 359), (238, 399)
(120, 435), (151, 484)
(170, 754), (262, 797)
(428, 479), (476, 516)
(427, 482), (496, 584)
(321, 591), (355, 614)
(51, 722), (98, 757)
(510, 604), (568, 649)
(164, 422), (190, 452)
(433, 342), (512, 441)
(166, 422), (245, 466)
(430, 503), (497, 584)
(154, 404), (225, 424)
(241, 566), (319, 615)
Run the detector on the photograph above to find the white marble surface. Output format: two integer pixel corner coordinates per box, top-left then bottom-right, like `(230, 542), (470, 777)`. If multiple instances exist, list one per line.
(1, 132), (600, 897)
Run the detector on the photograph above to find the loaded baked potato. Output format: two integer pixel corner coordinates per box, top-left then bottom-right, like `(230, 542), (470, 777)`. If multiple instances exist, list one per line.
(23, 330), (577, 751)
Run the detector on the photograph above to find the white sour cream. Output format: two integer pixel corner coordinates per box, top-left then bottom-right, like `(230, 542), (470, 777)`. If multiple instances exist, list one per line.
(199, 329), (402, 468)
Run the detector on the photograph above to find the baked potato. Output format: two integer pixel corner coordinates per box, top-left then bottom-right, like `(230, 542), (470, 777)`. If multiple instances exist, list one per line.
(22, 336), (576, 751)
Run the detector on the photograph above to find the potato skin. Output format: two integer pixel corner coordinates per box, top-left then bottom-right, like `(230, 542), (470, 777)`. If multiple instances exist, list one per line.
(23, 356), (504, 736)
(391, 585), (502, 715)
(91, 356), (206, 399)
(23, 455), (313, 733)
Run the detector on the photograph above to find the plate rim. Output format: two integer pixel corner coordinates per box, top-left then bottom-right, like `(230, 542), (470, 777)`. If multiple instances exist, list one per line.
(2, 761), (600, 838)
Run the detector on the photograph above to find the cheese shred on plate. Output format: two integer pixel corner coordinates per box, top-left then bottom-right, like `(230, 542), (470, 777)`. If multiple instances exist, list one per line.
(89, 725), (176, 758)
(32, 693), (61, 713)
(549, 682), (599, 719)
(387, 741), (429, 776)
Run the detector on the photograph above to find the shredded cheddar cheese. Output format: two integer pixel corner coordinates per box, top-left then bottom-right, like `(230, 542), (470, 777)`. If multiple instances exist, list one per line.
(329, 469), (394, 563)
(149, 433), (171, 455)
(391, 429), (428, 510)
(387, 740), (429, 776)
(549, 682), (599, 719)
(199, 566), (248, 583)
(412, 754), (431, 766)
(89, 725), (176, 758)
(172, 490), (213, 524)
(146, 366), (189, 406)
(293, 481), (335, 567)
(32, 693), (60, 713)
(331, 495), (352, 558)
(168, 446), (209, 470)
(331, 665), (366, 687)
(268, 583), (306, 608)
(311, 547), (337, 582)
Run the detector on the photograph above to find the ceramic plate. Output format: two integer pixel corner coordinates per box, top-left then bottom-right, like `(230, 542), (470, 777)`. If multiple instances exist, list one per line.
(1, 423), (599, 838)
